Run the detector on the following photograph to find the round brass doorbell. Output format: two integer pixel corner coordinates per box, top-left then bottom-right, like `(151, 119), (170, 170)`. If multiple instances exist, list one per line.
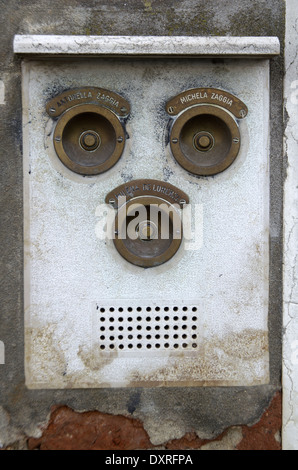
(114, 196), (182, 268)
(166, 88), (248, 176)
(105, 180), (189, 268)
(46, 87), (130, 175)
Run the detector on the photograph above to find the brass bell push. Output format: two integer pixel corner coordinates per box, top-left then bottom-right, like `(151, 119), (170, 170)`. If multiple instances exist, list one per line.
(46, 87), (130, 175)
(166, 88), (248, 176)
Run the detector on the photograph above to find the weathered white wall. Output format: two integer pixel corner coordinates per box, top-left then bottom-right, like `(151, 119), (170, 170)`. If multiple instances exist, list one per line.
(283, 0), (298, 451)
(21, 44), (271, 389)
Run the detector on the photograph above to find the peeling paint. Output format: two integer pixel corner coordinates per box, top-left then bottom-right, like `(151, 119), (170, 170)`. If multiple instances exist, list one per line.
(20, 392), (281, 450)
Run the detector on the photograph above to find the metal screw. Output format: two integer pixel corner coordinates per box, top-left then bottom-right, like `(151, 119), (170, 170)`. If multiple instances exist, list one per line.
(120, 107), (127, 114)
(172, 138), (178, 144)
(117, 136), (124, 143)
(233, 137), (240, 143)
(109, 198), (116, 207)
(168, 106), (174, 114)
(55, 136), (61, 142)
(49, 107), (56, 114)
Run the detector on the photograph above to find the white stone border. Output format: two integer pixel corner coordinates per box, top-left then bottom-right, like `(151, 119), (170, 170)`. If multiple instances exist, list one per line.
(13, 35), (280, 57)
(283, 0), (298, 451)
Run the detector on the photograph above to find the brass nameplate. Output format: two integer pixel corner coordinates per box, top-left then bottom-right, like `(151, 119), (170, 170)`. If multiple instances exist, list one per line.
(105, 179), (189, 208)
(166, 87), (248, 119)
(46, 87), (130, 118)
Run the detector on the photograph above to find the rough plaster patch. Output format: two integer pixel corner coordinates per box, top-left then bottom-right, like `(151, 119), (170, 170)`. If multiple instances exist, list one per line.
(140, 417), (187, 447)
(27, 406), (152, 450)
(200, 426), (243, 450)
(0, 407), (22, 449)
(23, 392), (281, 450)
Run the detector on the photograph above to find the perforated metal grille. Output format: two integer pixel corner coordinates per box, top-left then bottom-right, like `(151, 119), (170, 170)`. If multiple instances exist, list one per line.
(93, 302), (201, 356)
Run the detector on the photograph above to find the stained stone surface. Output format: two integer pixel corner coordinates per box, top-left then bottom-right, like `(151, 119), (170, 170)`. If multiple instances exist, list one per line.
(23, 56), (270, 388)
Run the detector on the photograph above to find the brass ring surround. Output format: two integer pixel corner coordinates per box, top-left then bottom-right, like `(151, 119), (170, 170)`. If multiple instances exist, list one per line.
(53, 103), (126, 175)
(113, 196), (183, 268)
(169, 104), (241, 176)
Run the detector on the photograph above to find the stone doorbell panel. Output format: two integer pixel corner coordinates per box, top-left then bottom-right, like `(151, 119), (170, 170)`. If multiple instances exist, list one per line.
(18, 36), (278, 388)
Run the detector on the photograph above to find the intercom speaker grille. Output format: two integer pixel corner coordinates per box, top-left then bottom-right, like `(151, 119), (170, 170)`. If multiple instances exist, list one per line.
(93, 302), (201, 357)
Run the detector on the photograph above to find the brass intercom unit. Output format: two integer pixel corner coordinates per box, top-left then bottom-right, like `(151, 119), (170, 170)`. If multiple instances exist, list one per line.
(46, 87), (130, 175)
(166, 88), (248, 176)
(105, 179), (189, 268)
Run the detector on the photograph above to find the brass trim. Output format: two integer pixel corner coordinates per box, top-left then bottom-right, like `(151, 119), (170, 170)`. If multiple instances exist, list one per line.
(105, 179), (189, 208)
(53, 103), (126, 175)
(166, 87), (248, 119)
(46, 87), (130, 118)
(169, 104), (241, 176)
